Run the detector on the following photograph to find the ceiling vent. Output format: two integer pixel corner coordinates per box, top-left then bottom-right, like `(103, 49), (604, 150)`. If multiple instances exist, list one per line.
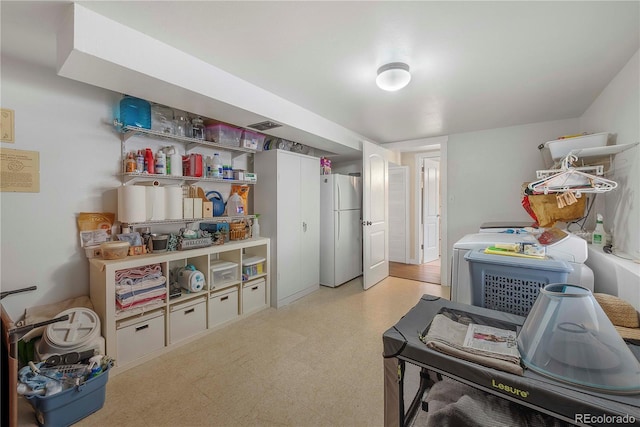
(247, 121), (282, 131)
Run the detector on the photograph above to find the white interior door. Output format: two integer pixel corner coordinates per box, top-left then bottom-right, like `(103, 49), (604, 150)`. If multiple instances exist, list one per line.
(362, 141), (389, 290)
(422, 158), (440, 263)
(388, 166), (409, 263)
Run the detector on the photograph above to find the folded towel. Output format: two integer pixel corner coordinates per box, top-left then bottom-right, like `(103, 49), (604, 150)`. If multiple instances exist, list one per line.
(116, 276), (167, 298)
(115, 263), (162, 285)
(116, 289), (166, 308)
(116, 282), (167, 302)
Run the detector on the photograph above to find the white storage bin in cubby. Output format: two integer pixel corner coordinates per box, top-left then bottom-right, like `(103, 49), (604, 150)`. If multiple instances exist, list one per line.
(116, 310), (165, 365)
(242, 278), (266, 314)
(170, 297), (207, 344)
(209, 260), (239, 289)
(208, 287), (239, 328)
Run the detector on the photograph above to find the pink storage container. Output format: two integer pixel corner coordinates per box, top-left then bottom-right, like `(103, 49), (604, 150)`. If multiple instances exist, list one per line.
(205, 124), (242, 147)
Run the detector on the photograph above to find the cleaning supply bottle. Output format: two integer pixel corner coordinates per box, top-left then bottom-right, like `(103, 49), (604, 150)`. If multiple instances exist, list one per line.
(125, 151), (136, 173)
(213, 153), (223, 179)
(205, 156), (213, 178)
(136, 150), (144, 173)
(252, 216), (260, 238)
(592, 213), (607, 246)
(145, 148), (155, 174)
(166, 146), (182, 177)
(226, 192), (244, 216)
(155, 149), (166, 175)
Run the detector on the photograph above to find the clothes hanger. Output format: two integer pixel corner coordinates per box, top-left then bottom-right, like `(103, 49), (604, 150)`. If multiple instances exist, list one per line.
(528, 155), (618, 196)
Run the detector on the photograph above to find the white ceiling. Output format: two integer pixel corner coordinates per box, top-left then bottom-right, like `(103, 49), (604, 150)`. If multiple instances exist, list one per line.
(2, 1), (639, 152)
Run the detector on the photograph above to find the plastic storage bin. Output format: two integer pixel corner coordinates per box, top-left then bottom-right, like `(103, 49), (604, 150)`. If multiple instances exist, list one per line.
(464, 249), (573, 316)
(25, 364), (112, 427)
(205, 123), (242, 147)
(242, 256), (265, 279)
(539, 132), (609, 167)
(209, 260), (238, 289)
(239, 130), (265, 150)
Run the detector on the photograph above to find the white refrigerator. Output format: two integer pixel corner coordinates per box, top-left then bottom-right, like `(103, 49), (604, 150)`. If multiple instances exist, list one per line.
(320, 174), (363, 287)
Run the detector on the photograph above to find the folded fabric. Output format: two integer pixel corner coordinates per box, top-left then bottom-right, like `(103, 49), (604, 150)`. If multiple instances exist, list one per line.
(116, 282), (167, 302)
(116, 276), (166, 296)
(115, 263), (162, 285)
(116, 298), (165, 316)
(116, 289), (167, 308)
(116, 294), (166, 311)
(424, 314), (523, 376)
(117, 272), (163, 287)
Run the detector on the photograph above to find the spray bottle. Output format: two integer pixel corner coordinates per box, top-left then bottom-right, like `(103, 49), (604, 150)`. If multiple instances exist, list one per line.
(592, 213), (607, 246)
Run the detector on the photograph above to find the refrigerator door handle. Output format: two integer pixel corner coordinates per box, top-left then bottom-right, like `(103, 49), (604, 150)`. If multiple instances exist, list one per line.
(336, 181), (341, 211)
(337, 213), (341, 245)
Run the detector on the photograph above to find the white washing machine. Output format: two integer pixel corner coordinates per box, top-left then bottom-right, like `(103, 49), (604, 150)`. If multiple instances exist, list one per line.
(451, 230), (594, 305)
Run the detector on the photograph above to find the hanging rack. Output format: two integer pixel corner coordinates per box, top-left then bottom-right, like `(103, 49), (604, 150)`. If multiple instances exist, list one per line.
(528, 154), (618, 196)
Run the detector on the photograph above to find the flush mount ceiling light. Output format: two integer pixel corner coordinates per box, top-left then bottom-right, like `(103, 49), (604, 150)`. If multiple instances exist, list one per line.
(376, 62), (411, 91)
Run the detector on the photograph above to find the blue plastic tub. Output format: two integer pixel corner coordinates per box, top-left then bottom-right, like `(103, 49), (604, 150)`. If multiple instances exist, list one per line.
(464, 249), (573, 317)
(25, 364), (111, 427)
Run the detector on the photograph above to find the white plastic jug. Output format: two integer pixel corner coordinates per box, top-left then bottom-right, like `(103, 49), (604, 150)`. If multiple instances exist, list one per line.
(226, 192), (244, 216)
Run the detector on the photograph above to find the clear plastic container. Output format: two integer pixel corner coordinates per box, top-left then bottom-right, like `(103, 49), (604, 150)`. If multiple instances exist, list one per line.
(151, 104), (174, 134)
(205, 123), (242, 146)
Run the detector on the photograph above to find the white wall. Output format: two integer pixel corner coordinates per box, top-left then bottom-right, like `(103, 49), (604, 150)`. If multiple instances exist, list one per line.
(580, 49), (640, 257)
(445, 118), (580, 282)
(1, 56), (120, 320)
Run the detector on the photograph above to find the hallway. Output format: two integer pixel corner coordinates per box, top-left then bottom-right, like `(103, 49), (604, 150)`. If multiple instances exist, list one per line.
(389, 259), (441, 284)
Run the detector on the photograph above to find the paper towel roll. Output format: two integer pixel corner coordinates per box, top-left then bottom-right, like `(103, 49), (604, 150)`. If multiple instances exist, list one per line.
(117, 185), (147, 223)
(145, 187), (166, 221)
(165, 186), (183, 220)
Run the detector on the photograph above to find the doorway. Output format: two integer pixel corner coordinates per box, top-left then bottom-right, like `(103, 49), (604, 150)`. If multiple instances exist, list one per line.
(416, 152), (442, 284)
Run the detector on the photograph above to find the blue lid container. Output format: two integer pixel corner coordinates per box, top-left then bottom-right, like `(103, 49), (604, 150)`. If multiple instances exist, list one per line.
(119, 95), (151, 129)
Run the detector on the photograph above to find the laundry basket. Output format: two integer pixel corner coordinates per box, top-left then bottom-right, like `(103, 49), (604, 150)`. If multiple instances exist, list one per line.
(464, 249), (573, 316)
(25, 363), (112, 427)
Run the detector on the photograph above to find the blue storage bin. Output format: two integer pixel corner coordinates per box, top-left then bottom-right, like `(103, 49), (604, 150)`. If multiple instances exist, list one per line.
(25, 364), (111, 427)
(464, 249), (573, 317)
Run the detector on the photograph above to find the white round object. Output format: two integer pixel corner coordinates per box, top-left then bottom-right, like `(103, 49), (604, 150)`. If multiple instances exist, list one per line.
(38, 307), (102, 356)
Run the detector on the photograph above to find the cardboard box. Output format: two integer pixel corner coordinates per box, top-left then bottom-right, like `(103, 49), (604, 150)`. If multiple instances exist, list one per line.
(203, 201), (213, 218)
(193, 198), (203, 219)
(183, 198), (194, 219)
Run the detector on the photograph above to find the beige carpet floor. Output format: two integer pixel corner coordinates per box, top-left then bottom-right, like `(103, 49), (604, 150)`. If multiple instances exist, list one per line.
(18, 276), (448, 427)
